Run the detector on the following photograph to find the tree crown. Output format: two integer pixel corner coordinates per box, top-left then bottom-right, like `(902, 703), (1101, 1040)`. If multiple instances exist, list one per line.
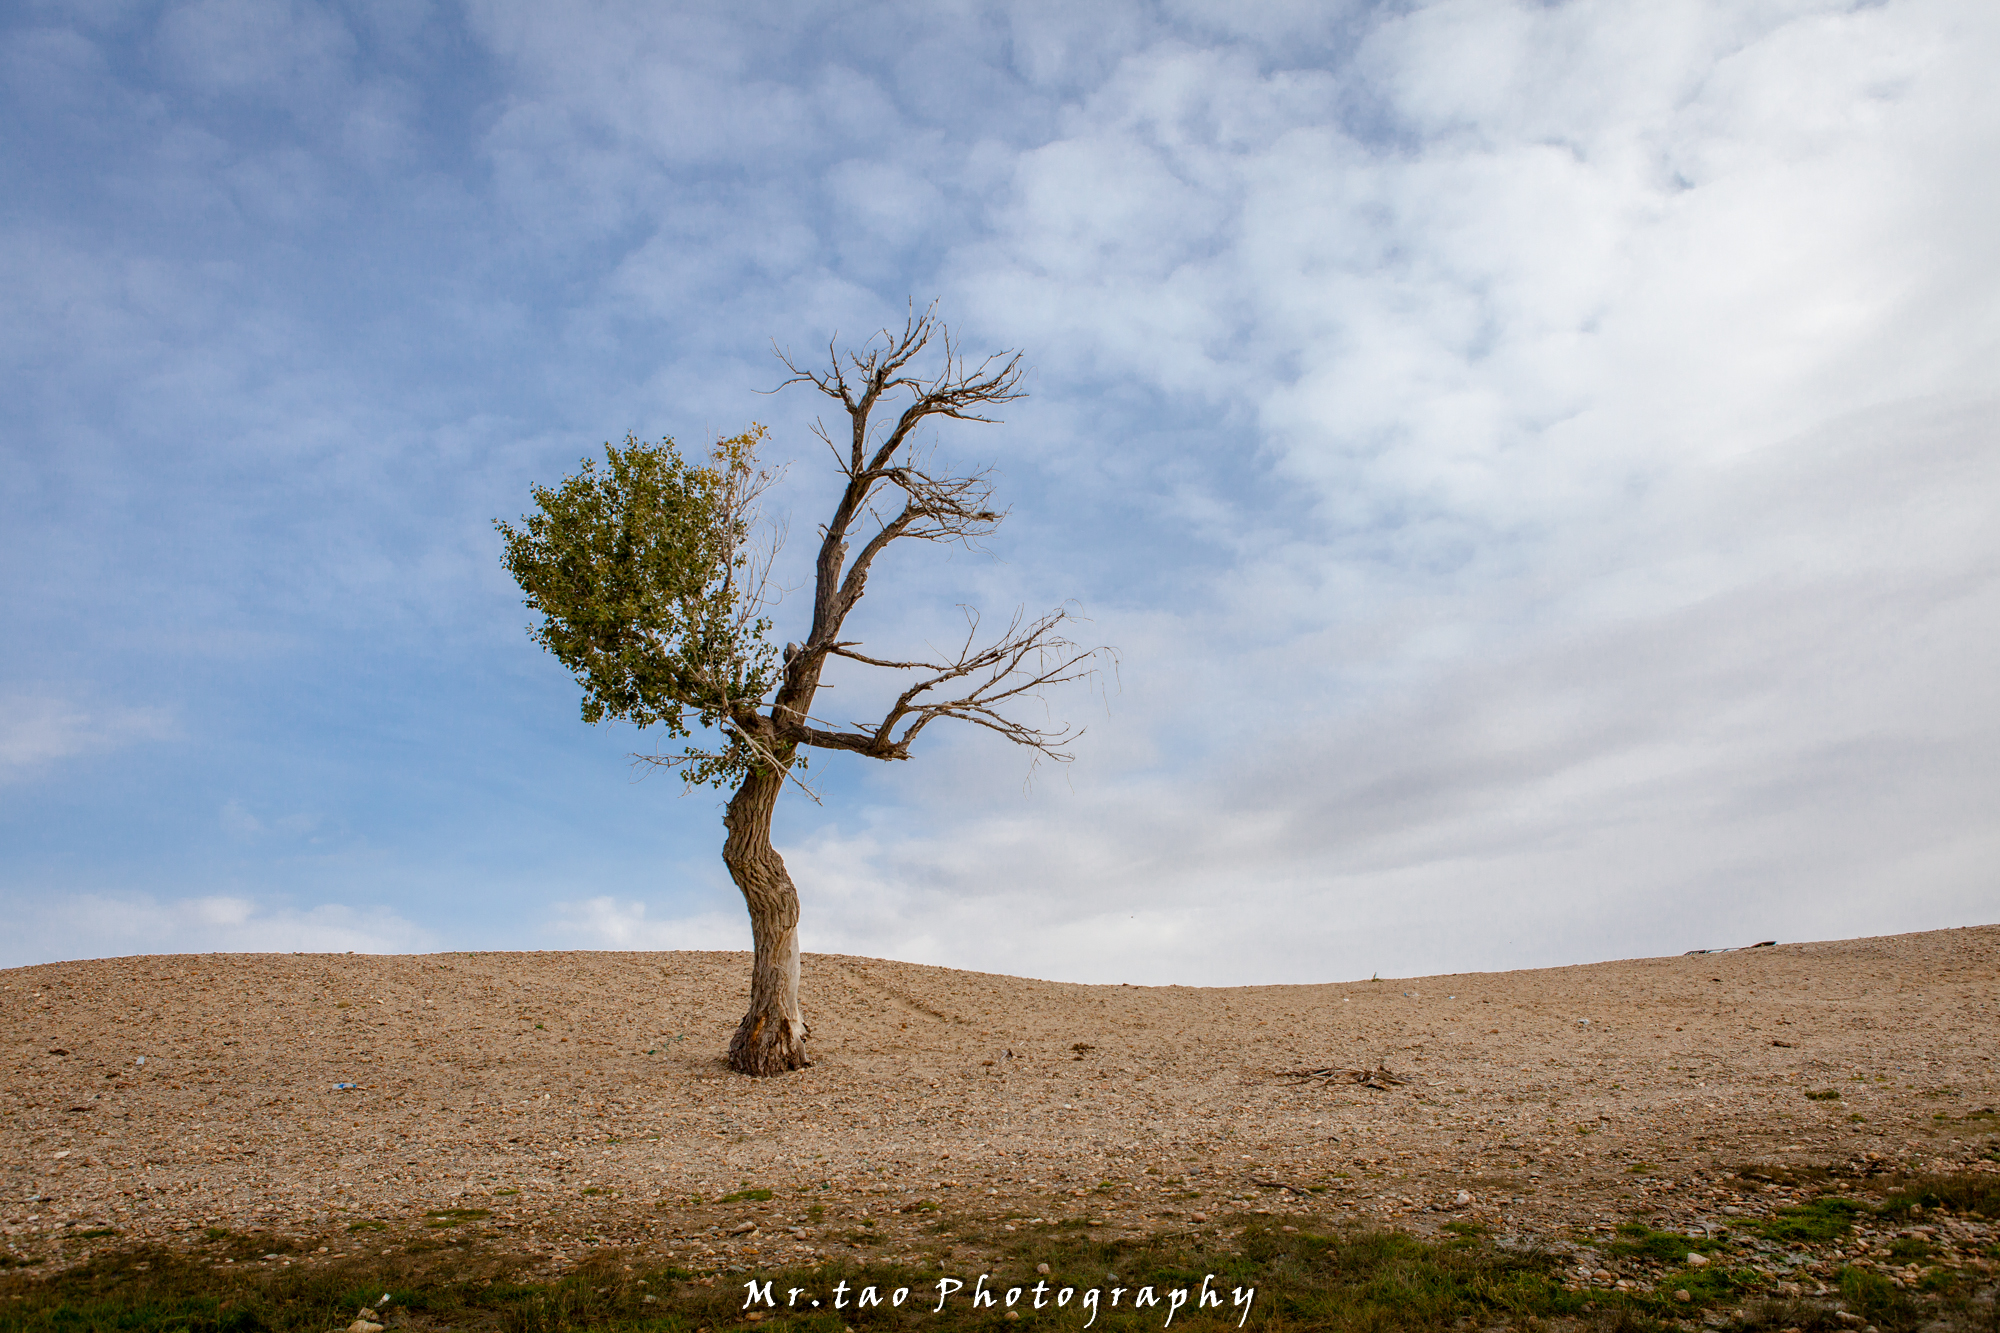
(496, 428), (779, 785)
(499, 309), (1108, 793)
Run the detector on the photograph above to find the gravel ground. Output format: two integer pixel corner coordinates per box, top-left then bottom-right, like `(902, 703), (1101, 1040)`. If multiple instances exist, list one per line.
(4, 925), (1996, 1279)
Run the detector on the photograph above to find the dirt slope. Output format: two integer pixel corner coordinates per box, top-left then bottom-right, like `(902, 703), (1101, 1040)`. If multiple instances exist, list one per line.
(3, 925), (1996, 1274)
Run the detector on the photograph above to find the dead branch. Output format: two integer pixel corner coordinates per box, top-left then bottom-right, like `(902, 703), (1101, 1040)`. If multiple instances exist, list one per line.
(757, 305), (1108, 772)
(792, 607), (1104, 762)
(772, 304), (1026, 660)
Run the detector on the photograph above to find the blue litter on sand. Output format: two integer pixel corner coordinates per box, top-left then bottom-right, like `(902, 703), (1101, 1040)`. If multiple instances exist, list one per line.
(333, 1082), (357, 1091)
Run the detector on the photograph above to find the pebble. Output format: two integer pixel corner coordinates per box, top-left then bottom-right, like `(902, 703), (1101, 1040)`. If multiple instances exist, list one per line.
(1686, 1252), (1711, 1267)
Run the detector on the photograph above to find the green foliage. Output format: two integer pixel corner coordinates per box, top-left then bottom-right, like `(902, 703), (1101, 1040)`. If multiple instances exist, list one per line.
(1839, 1264), (1911, 1325)
(717, 1188), (773, 1203)
(1754, 1197), (1863, 1243)
(1673, 1262), (1760, 1305)
(1804, 1089), (1842, 1101)
(496, 430), (779, 788)
(1605, 1222), (1729, 1261)
(1875, 1171), (2000, 1218)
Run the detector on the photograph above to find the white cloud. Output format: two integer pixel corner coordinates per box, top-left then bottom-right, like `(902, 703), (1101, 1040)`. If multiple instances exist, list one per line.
(0, 693), (175, 780)
(546, 895), (748, 952)
(473, 0), (2000, 987)
(0, 891), (433, 968)
(218, 799), (323, 843)
(768, 392), (2000, 984)
(719, 0), (2000, 984)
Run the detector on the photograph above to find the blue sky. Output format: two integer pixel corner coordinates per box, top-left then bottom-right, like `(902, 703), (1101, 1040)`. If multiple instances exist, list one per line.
(4, 0), (1996, 983)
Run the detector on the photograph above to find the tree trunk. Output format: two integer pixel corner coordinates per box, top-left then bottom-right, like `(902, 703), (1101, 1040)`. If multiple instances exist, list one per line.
(721, 763), (810, 1075)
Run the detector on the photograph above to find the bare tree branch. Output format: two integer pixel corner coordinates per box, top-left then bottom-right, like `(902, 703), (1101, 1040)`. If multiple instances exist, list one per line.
(798, 606), (1109, 762)
(760, 306), (1111, 779)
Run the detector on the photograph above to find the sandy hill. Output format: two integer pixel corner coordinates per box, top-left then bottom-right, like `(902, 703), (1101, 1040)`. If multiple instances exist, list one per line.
(3, 925), (1996, 1275)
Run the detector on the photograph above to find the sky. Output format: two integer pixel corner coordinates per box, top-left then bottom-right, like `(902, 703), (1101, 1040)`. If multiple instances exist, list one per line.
(3, 0), (1996, 986)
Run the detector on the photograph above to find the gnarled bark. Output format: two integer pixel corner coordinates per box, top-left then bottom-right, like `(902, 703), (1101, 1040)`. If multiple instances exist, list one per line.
(722, 762), (810, 1075)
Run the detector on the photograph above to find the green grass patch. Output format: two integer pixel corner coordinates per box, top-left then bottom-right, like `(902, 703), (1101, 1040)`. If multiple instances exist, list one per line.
(1752, 1196), (1863, 1243)
(1839, 1264), (1915, 1327)
(71, 1229), (121, 1240)
(718, 1189), (774, 1203)
(1803, 1089), (1842, 1101)
(1603, 1222), (1730, 1261)
(5, 1211), (1990, 1333)
(1873, 1171), (2000, 1218)
(422, 1209), (491, 1229)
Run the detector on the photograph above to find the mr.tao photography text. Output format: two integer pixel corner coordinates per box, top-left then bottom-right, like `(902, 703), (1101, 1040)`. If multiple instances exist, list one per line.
(743, 1271), (1257, 1328)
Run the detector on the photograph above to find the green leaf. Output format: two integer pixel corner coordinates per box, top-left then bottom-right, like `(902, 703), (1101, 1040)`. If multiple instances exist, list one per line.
(496, 431), (779, 787)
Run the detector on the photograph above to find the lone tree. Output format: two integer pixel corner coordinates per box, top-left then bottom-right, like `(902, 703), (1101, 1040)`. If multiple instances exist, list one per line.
(497, 308), (1106, 1075)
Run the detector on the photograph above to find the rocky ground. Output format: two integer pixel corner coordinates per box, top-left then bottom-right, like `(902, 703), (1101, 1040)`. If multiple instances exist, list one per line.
(3, 925), (1996, 1298)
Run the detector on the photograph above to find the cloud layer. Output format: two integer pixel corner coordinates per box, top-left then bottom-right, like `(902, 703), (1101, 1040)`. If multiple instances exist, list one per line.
(3, 0), (1994, 983)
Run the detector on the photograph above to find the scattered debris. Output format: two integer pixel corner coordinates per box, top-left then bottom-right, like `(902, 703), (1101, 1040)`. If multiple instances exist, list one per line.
(1280, 1064), (1407, 1089)
(1683, 941), (1777, 956)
